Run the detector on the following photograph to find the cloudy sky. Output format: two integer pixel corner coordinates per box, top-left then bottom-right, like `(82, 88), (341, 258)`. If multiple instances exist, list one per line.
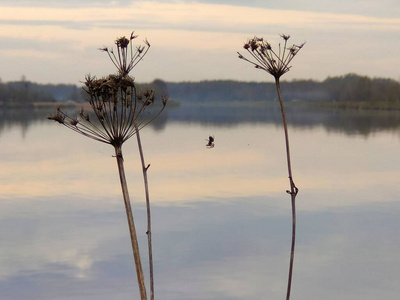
(0, 0), (399, 84)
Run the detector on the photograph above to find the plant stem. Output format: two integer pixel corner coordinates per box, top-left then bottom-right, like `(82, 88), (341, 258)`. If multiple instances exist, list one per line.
(274, 77), (299, 300)
(286, 194), (296, 300)
(135, 127), (155, 300)
(114, 145), (148, 300)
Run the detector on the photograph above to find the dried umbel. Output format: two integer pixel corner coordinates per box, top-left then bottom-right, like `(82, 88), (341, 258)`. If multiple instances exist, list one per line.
(100, 32), (150, 77)
(49, 32), (167, 147)
(49, 74), (167, 147)
(238, 34), (305, 79)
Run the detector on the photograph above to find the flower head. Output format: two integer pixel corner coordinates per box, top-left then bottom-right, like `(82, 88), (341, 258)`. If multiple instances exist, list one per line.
(116, 36), (130, 49)
(101, 31), (151, 77)
(48, 32), (167, 147)
(238, 34), (305, 79)
(48, 73), (167, 147)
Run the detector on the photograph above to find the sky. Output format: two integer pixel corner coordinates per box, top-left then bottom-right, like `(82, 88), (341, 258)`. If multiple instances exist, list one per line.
(0, 0), (399, 84)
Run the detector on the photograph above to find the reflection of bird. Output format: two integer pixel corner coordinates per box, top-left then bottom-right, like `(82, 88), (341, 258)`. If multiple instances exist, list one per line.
(206, 135), (215, 148)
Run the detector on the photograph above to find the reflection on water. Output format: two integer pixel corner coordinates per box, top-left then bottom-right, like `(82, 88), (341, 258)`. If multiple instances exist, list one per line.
(163, 104), (400, 137)
(2, 104), (400, 138)
(0, 105), (400, 299)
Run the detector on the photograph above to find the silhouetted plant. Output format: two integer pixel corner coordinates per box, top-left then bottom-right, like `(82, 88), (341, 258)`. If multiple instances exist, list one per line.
(238, 34), (304, 300)
(49, 32), (167, 300)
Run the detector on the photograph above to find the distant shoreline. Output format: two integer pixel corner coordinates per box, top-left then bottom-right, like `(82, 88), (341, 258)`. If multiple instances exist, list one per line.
(31, 100), (400, 111)
(1, 73), (399, 111)
(2, 98), (400, 112)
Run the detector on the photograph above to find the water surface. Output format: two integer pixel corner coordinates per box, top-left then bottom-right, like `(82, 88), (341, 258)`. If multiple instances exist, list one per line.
(0, 105), (400, 299)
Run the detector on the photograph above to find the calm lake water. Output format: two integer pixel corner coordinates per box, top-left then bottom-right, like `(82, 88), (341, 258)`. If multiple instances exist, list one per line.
(1, 105), (400, 299)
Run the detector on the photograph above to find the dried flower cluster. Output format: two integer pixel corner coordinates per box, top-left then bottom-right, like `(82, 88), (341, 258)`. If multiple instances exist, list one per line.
(238, 34), (305, 79)
(100, 32), (150, 77)
(49, 74), (167, 147)
(48, 32), (167, 148)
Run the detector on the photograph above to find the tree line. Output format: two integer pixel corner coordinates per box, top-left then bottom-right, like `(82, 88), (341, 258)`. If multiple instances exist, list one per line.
(1, 74), (399, 107)
(168, 74), (400, 105)
(0, 78), (167, 107)
(0, 78), (83, 107)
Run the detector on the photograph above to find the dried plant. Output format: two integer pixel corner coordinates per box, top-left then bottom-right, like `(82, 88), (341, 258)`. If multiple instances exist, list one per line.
(49, 32), (167, 300)
(99, 32), (150, 77)
(238, 34), (304, 300)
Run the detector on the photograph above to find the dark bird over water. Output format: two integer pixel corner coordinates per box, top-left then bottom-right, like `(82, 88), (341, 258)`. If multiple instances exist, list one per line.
(206, 135), (215, 148)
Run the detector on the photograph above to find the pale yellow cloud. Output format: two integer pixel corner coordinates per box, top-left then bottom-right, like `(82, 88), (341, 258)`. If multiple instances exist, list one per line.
(1, 2), (399, 28)
(0, 1), (399, 82)
(1, 1), (399, 51)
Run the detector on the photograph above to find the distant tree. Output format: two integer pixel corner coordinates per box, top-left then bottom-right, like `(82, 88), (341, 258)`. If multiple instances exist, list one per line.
(151, 79), (169, 99)
(323, 74), (400, 104)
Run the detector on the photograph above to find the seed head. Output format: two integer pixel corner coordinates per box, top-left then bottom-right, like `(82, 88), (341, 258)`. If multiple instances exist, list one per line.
(238, 34), (305, 79)
(102, 31), (151, 77)
(280, 34), (290, 41)
(116, 37), (130, 49)
(48, 32), (168, 147)
(47, 108), (65, 124)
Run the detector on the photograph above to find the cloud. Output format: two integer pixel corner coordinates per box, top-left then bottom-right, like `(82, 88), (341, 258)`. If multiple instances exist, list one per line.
(2, 2), (399, 34)
(1, 0), (133, 8)
(5, 0), (400, 19)
(0, 1), (399, 83)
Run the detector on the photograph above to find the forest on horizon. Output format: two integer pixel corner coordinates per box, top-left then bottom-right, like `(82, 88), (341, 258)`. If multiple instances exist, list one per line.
(0, 73), (399, 110)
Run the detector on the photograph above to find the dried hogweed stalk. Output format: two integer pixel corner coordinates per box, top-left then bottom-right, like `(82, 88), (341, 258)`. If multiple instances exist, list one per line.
(49, 32), (167, 300)
(238, 34), (304, 300)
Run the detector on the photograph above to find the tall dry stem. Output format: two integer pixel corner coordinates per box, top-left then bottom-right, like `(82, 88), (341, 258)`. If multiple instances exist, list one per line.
(135, 126), (154, 300)
(115, 145), (147, 299)
(238, 34), (303, 300)
(275, 78), (298, 300)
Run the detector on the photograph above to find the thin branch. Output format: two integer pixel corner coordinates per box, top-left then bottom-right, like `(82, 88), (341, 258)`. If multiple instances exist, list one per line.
(135, 126), (154, 300)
